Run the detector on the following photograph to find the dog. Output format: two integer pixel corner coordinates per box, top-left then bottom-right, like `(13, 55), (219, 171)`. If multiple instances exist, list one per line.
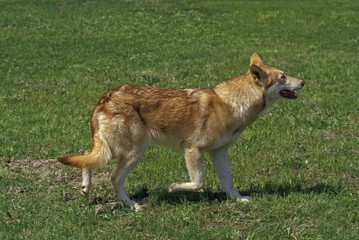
(58, 53), (304, 211)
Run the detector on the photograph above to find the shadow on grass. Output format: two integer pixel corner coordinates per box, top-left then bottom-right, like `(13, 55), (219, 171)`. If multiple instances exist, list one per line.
(162, 191), (229, 205)
(242, 181), (342, 197)
(128, 182), (342, 205)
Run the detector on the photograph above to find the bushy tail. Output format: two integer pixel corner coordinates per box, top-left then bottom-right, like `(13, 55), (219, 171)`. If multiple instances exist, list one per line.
(58, 138), (112, 169)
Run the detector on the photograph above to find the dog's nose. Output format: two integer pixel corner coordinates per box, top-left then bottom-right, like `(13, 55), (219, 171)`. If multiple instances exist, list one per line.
(300, 80), (304, 88)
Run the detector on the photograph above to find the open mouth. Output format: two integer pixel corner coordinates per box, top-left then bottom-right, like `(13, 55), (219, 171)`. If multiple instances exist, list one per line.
(280, 90), (297, 99)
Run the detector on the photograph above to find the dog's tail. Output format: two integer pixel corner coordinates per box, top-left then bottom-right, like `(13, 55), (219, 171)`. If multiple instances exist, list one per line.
(58, 97), (114, 169)
(58, 136), (112, 169)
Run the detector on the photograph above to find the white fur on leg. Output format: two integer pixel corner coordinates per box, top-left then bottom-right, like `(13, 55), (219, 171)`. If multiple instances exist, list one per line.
(112, 165), (146, 212)
(168, 181), (204, 193)
(168, 147), (204, 193)
(81, 168), (92, 195)
(209, 147), (252, 203)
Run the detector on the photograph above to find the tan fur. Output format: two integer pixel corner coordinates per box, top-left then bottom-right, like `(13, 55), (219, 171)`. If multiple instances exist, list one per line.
(58, 53), (304, 210)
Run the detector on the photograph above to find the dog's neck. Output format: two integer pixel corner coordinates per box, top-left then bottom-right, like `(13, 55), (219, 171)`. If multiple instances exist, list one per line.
(213, 73), (268, 123)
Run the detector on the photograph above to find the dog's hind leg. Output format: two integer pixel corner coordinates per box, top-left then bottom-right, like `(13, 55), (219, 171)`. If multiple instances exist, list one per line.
(81, 168), (92, 195)
(111, 144), (147, 211)
(209, 147), (251, 203)
(168, 146), (205, 193)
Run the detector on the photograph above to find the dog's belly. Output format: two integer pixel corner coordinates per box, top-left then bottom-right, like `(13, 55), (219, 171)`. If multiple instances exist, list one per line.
(149, 129), (185, 150)
(208, 132), (240, 150)
(152, 137), (182, 150)
(149, 130), (240, 151)
(146, 122), (243, 151)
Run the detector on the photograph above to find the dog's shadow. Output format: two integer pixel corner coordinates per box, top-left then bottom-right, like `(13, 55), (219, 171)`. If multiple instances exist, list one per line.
(131, 188), (229, 205)
(130, 181), (341, 206)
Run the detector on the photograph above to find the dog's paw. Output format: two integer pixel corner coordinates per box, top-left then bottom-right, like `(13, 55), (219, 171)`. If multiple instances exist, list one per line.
(132, 203), (146, 212)
(81, 186), (90, 196)
(237, 196), (252, 203)
(168, 183), (178, 193)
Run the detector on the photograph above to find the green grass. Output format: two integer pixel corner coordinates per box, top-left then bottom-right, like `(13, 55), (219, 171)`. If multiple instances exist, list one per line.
(1, 0), (358, 239)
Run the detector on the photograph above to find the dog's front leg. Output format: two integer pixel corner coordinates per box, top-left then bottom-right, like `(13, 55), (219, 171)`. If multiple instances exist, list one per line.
(209, 147), (251, 203)
(168, 146), (204, 192)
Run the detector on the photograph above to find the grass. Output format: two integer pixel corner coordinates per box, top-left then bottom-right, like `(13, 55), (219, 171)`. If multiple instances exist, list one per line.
(0, 0), (358, 239)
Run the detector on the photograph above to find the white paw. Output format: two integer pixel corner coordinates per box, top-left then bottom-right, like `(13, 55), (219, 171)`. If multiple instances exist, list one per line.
(168, 183), (178, 193)
(81, 186), (89, 196)
(237, 196), (252, 203)
(132, 203), (146, 212)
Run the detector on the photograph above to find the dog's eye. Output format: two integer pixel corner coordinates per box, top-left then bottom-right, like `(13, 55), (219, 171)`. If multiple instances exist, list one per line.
(280, 74), (286, 80)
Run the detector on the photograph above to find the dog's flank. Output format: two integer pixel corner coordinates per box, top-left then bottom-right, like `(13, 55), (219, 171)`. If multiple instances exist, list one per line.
(58, 53), (304, 210)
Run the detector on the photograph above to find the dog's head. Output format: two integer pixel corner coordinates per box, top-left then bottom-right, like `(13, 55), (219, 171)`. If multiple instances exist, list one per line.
(249, 53), (304, 105)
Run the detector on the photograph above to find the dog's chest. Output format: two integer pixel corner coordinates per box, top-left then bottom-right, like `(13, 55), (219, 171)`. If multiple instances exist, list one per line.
(208, 128), (241, 150)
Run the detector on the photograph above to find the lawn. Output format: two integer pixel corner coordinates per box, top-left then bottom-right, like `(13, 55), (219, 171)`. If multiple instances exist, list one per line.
(0, 0), (358, 239)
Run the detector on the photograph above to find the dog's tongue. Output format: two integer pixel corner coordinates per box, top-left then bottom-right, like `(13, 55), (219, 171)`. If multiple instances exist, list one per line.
(280, 90), (297, 99)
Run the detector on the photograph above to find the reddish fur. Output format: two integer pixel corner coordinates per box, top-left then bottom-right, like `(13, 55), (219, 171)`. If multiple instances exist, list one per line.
(57, 53), (304, 209)
(58, 54), (303, 168)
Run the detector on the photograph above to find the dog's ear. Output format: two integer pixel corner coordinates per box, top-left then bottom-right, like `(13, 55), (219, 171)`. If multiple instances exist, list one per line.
(250, 64), (267, 84)
(250, 53), (263, 67)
